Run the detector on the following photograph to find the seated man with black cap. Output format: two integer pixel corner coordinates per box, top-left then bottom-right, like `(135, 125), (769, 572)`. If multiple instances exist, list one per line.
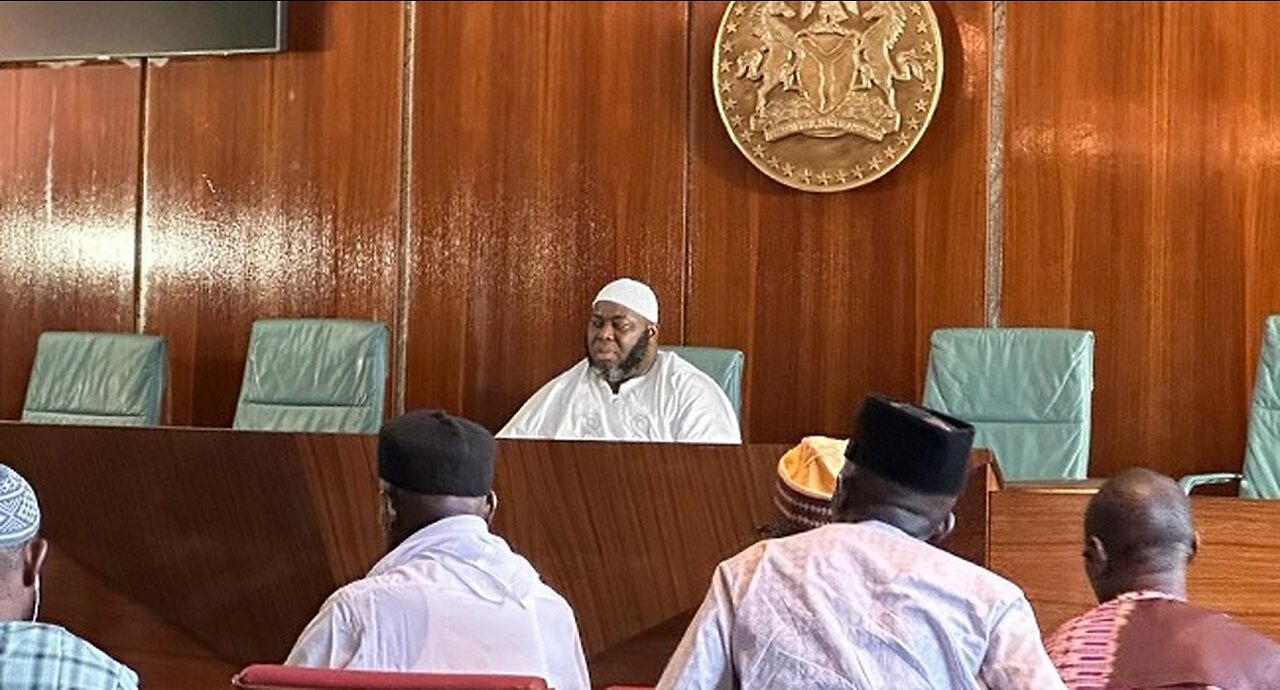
(286, 410), (590, 689)
(657, 395), (1066, 689)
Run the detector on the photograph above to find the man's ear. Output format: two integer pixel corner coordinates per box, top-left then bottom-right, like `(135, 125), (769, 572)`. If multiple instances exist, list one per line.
(23, 538), (47, 587)
(1083, 534), (1108, 575)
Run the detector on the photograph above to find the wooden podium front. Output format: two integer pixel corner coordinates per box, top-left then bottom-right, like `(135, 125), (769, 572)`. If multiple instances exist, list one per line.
(0, 423), (998, 688)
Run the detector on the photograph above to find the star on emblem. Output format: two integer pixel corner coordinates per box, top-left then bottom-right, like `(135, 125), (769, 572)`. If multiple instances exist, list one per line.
(781, 162), (794, 177)
(908, 117), (921, 129)
(916, 21), (929, 34)
(817, 171), (830, 185)
(752, 144), (766, 157)
(896, 133), (910, 146)
(768, 155), (780, 166)
(726, 21), (739, 34)
(734, 5), (746, 16)
(741, 130), (754, 142)
(835, 170), (848, 184)
(869, 156), (882, 170)
(726, 97), (738, 109)
(853, 165), (865, 178)
(921, 42), (933, 55)
(730, 113), (744, 126)
(722, 41), (734, 53)
(915, 99), (928, 112)
(910, 3), (922, 15)
(720, 81), (731, 94)
(924, 59), (936, 73)
(883, 145), (896, 158)
(799, 169), (812, 183)
(921, 81), (933, 93)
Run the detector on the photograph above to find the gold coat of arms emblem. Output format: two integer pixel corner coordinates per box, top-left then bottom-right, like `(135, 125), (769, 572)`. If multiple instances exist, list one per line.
(714, 1), (943, 192)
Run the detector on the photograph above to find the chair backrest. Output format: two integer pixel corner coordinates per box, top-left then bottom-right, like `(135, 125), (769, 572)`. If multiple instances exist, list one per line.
(233, 319), (389, 433)
(660, 346), (745, 419)
(923, 328), (1095, 481)
(22, 331), (166, 427)
(1242, 316), (1280, 498)
(231, 665), (549, 690)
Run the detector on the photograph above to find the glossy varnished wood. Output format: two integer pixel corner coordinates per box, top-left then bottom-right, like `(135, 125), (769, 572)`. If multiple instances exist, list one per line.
(989, 488), (1280, 641)
(404, 2), (689, 431)
(0, 64), (140, 419)
(42, 544), (238, 688)
(493, 440), (784, 657)
(686, 1), (989, 442)
(0, 423), (383, 688)
(1002, 2), (1280, 478)
(140, 1), (403, 427)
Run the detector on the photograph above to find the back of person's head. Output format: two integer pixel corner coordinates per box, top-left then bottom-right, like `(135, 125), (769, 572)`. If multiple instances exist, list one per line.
(0, 463), (47, 622)
(378, 410), (497, 549)
(1083, 467), (1197, 602)
(832, 395), (975, 542)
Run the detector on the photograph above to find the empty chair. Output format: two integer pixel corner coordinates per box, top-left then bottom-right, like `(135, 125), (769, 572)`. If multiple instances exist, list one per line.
(1180, 315), (1280, 498)
(660, 346), (745, 419)
(923, 328), (1095, 481)
(22, 331), (166, 427)
(231, 664), (549, 690)
(233, 319), (389, 433)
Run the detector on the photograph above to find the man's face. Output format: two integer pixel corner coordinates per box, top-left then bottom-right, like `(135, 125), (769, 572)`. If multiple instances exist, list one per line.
(587, 301), (653, 383)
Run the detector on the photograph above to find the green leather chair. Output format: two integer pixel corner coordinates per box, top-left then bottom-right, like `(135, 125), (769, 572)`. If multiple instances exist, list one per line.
(22, 332), (166, 426)
(233, 319), (389, 434)
(923, 328), (1095, 481)
(660, 346), (745, 420)
(1180, 315), (1280, 498)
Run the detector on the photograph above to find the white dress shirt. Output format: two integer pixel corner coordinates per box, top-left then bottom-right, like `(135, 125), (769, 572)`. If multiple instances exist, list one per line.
(286, 515), (590, 690)
(658, 521), (1067, 690)
(498, 351), (741, 444)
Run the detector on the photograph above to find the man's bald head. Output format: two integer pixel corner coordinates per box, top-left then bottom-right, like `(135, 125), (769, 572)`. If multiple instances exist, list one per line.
(1083, 468), (1197, 601)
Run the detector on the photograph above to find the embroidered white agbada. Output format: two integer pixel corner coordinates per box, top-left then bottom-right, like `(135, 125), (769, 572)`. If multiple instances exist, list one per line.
(286, 515), (590, 690)
(658, 521), (1067, 690)
(498, 351), (741, 444)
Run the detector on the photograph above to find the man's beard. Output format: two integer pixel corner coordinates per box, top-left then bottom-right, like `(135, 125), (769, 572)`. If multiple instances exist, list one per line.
(589, 330), (652, 384)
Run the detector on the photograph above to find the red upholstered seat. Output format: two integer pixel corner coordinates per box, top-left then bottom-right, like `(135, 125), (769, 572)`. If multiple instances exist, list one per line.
(232, 664), (550, 690)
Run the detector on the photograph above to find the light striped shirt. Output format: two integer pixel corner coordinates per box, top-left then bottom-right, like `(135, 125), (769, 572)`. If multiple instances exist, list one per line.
(0, 622), (138, 690)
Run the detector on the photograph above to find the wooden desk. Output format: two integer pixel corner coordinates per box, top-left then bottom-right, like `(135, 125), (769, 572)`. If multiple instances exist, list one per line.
(989, 487), (1280, 641)
(0, 424), (789, 688)
(0, 423), (999, 688)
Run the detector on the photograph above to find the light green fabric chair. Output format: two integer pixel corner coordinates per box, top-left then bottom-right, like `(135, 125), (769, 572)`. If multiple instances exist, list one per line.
(923, 328), (1095, 481)
(233, 319), (389, 434)
(22, 332), (166, 426)
(660, 346), (745, 419)
(1180, 315), (1280, 498)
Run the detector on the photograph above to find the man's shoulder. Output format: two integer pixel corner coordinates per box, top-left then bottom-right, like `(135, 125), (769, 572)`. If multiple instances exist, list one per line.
(0, 622), (138, 683)
(655, 351), (729, 396)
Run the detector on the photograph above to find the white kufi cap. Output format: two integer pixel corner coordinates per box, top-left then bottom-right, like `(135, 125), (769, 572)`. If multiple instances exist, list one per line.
(0, 464), (39, 548)
(594, 278), (659, 324)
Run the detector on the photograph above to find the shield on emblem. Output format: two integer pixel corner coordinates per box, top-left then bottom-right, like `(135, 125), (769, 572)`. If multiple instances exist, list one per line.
(795, 33), (858, 117)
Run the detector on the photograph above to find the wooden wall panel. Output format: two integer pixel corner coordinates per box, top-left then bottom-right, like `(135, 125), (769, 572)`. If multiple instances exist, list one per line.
(1002, 2), (1280, 478)
(405, 1), (689, 430)
(0, 65), (140, 419)
(686, 1), (989, 443)
(140, 1), (403, 426)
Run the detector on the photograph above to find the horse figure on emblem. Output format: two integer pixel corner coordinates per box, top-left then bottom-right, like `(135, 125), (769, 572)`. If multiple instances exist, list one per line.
(736, 1), (801, 120)
(856, 0), (924, 106)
